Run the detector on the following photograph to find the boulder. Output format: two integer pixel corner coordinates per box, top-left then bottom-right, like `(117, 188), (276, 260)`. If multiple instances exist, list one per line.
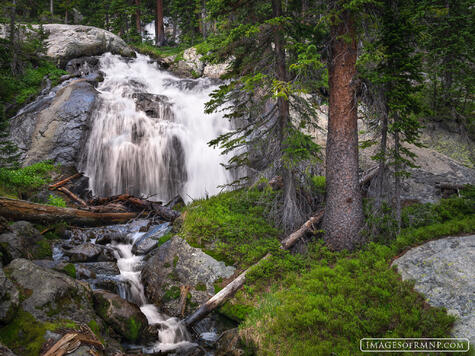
(63, 242), (115, 262)
(203, 62), (230, 79)
(392, 235), (475, 343)
(141, 236), (235, 317)
(4, 258), (97, 324)
(0, 221), (45, 263)
(42, 24), (134, 66)
(132, 223), (171, 255)
(0, 267), (20, 324)
(132, 93), (174, 119)
(215, 328), (244, 356)
(8, 79), (98, 167)
(92, 289), (151, 343)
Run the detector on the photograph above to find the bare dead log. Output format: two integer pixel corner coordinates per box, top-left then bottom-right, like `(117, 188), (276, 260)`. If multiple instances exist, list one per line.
(57, 187), (87, 207)
(0, 197), (137, 226)
(185, 253), (271, 327)
(281, 210), (324, 250)
(48, 173), (82, 190)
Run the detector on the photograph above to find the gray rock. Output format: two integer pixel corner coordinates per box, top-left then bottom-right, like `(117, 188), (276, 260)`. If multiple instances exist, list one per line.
(65, 56), (100, 77)
(92, 289), (152, 343)
(215, 328), (244, 356)
(142, 236), (235, 317)
(42, 24), (134, 65)
(132, 92), (174, 119)
(74, 262), (120, 276)
(0, 267), (19, 323)
(0, 343), (17, 356)
(0, 221), (42, 263)
(4, 258), (96, 323)
(132, 223), (171, 255)
(392, 235), (475, 343)
(63, 242), (115, 262)
(203, 62), (230, 79)
(9, 79), (98, 167)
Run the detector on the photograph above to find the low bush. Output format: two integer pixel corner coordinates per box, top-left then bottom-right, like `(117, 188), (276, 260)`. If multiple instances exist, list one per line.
(0, 161), (57, 196)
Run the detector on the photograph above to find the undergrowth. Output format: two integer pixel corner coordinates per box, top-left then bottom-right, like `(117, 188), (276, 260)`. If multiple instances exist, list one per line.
(0, 161), (57, 197)
(180, 188), (280, 268)
(177, 186), (474, 355)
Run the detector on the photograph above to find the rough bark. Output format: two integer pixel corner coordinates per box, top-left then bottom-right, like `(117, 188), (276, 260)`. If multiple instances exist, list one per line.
(322, 9), (364, 251)
(375, 103), (389, 208)
(0, 197), (137, 226)
(155, 0), (165, 46)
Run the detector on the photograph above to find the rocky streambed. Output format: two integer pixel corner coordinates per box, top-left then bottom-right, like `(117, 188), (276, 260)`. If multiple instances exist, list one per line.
(0, 218), (239, 355)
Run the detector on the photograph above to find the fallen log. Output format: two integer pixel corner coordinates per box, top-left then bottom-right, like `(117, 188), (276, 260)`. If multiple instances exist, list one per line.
(179, 285), (190, 317)
(185, 167), (380, 327)
(48, 173), (82, 190)
(57, 187), (87, 207)
(0, 197), (137, 226)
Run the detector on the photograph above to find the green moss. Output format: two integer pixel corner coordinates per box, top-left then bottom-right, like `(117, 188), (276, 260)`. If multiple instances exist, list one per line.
(32, 239), (52, 259)
(180, 188), (280, 268)
(157, 232), (173, 247)
(0, 309), (77, 356)
(127, 317), (141, 342)
(164, 262), (171, 268)
(63, 263), (76, 279)
(195, 283), (207, 291)
(173, 255), (179, 268)
(162, 286), (181, 303)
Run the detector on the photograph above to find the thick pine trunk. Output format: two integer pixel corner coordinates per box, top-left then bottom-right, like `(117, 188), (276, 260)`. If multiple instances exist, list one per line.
(155, 0), (165, 46)
(323, 10), (364, 251)
(0, 198), (137, 226)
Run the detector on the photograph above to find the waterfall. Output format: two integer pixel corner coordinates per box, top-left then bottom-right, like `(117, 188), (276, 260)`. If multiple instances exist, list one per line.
(81, 52), (234, 203)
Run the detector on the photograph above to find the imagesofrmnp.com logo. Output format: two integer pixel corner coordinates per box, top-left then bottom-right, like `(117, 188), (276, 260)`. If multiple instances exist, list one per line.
(360, 338), (470, 352)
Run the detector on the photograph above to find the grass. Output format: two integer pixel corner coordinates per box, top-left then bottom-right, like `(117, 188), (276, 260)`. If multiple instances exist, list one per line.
(179, 188), (280, 268)
(176, 187), (474, 355)
(132, 42), (188, 60)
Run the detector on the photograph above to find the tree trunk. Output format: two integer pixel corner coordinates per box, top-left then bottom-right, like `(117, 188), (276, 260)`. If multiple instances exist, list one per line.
(393, 121), (402, 233)
(272, 0), (303, 233)
(9, 0), (19, 76)
(135, 0), (141, 35)
(50, 0), (54, 16)
(375, 101), (389, 208)
(0, 198), (137, 226)
(322, 9), (364, 251)
(155, 0), (165, 46)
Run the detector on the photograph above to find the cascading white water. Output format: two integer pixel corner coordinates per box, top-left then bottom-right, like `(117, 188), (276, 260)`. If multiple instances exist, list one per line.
(81, 52), (234, 203)
(113, 231), (195, 352)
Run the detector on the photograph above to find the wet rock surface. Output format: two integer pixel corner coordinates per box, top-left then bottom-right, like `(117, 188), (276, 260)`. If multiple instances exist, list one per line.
(0, 221), (44, 263)
(142, 236), (235, 317)
(0, 267), (19, 324)
(63, 242), (115, 262)
(8, 79), (98, 167)
(392, 235), (475, 342)
(92, 289), (151, 343)
(4, 258), (96, 324)
(132, 93), (174, 120)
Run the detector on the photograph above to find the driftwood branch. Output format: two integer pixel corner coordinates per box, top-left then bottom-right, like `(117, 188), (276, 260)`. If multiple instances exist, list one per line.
(57, 187), (87, 207)
(48, 173), (82, 190)
(0, 197), (137, 226)
(179, 285), (190, 317)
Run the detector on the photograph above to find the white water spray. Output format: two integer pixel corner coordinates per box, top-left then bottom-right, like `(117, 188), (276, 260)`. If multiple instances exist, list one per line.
(81, 52), (233, 202)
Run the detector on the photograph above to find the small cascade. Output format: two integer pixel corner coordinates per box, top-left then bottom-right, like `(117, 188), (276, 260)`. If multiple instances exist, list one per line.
(55, 220), (198, 353)
(112, 230), (195, 353)
(81, 53), (235, 203)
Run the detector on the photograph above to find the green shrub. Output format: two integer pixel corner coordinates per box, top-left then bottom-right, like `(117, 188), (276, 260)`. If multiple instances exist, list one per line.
(47, 194), (66, 208)
(0, 161), (56, 195)
(310, 175), (326, 194)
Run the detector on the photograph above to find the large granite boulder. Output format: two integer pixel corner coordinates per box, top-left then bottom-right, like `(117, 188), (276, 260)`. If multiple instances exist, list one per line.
(392, 235), (475, 343)
(4, 258), (97, 324)
(0, 221), (47, 263)
(42, 24), (134, 66)
(141, 236), (235, 317)
(8, 79), (98, 167)
(0, 267), (19, 324)
(92, 289), (152, 343)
